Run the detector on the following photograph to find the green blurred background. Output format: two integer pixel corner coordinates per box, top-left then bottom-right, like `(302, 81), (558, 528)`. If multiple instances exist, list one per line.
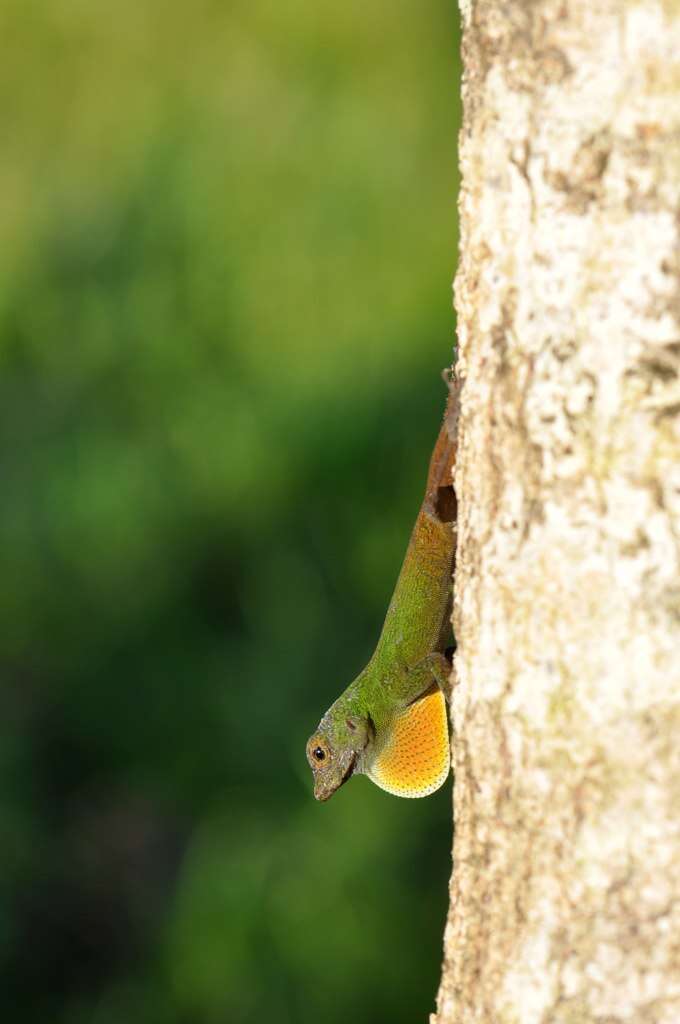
(0, 2), (461, 1021)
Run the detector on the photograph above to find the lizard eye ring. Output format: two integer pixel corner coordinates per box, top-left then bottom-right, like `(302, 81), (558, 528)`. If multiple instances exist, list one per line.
(307, 736), (330, 767)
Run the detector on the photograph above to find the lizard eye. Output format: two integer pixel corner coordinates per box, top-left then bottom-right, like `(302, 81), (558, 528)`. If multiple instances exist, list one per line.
(307, 736), (330, 767)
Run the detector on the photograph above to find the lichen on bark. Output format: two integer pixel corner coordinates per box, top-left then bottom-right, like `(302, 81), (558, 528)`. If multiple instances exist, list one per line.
(434, 3), (680, 1022)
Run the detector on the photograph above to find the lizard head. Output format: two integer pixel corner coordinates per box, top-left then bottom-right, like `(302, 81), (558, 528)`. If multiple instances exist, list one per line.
(305, 712), (372, 802)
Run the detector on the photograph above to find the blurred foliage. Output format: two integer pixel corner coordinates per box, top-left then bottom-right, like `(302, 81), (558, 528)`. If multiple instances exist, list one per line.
(0, 1), (461, 1022)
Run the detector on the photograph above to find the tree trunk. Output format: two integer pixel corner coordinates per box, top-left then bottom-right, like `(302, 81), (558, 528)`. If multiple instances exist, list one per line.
(435, 3), (680, 1022)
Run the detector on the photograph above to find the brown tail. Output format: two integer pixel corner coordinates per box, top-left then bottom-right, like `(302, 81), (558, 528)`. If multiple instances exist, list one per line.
(424, 370), (461, 524)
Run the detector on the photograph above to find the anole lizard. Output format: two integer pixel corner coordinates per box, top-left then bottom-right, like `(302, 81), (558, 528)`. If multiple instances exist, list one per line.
(306, 372), (460, 801)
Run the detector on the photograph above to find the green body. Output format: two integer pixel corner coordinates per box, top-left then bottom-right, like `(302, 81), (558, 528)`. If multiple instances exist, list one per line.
(326, 502), (453, 728)
(306, 383), (458, 800)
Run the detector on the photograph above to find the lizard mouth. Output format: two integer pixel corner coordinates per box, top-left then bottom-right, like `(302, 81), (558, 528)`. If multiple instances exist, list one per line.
(341, 752), (357, 785)
(314, 752), (356, 802)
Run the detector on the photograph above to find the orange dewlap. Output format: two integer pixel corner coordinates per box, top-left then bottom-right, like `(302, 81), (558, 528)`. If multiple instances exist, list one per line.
(367, 687), (450, 798)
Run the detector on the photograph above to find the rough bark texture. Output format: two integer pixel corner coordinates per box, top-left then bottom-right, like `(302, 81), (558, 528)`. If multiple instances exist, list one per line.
(435, 3), (680, 1022)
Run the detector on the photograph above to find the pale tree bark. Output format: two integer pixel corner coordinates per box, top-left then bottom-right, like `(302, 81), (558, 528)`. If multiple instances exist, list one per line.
(435, 3), (680, 1022)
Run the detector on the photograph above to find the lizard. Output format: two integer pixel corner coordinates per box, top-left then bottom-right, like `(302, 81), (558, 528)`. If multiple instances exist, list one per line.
(306, 370), (460, 801)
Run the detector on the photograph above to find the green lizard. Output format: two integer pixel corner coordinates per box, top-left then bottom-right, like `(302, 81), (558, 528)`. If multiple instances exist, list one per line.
(306, 372), (460, 801)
